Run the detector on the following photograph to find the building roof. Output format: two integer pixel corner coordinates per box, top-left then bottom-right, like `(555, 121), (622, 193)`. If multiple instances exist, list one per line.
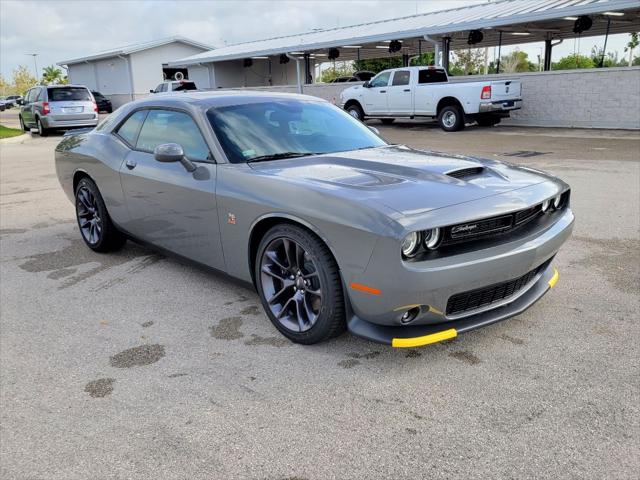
(168, 0), (640, 65)
(58, 37), (215, 66)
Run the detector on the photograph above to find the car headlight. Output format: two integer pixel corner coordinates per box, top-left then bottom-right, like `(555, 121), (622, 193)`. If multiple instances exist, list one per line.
(423, 228), (441, 249)
(552, 194), (562, 209)
(401, 232), (421, 258)
(541, 199), (550, 212)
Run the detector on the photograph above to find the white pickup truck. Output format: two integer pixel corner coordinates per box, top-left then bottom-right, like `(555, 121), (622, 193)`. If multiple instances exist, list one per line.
(339, 66), (522, 132)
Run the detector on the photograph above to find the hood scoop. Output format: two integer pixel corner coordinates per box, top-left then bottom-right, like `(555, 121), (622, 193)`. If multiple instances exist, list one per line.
(446, 166), (485, 179)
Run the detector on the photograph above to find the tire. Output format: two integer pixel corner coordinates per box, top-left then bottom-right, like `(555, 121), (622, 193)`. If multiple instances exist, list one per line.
(380, 118), (395, 125)
(476, 115), (501, 127)
(437, 105), (464, 132)
(255, 224), (346, 345)
(36, 117), (48, 136)
(19, 115), (28, 132)
(75, 178), (126, 253)
(346, 103), (365, 121)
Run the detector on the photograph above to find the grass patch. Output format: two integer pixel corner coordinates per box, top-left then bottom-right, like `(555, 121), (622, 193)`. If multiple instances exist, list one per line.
(0, 124), (25, 139)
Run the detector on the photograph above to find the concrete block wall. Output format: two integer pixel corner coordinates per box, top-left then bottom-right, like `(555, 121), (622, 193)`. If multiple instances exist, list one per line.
(223, 67), (640, 130)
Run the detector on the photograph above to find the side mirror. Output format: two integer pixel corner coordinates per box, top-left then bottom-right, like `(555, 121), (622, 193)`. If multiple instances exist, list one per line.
(149, 89), (155, 93)
(154, 143), (196, 172)
(17, 99), (24, 105)
(362, 80), (370, 88)
(368, 126), (380, 135)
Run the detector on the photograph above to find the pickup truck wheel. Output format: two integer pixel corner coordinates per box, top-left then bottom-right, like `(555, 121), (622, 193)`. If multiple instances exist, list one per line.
(438, 105), (464, 132)
(256, 224), (346, 345)
(346, 104), (364, 121)
(380, 118), (395, 125)
(476, 115), (501, 127)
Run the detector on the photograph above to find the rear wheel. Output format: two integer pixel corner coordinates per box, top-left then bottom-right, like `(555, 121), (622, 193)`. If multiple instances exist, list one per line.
(438, 105), (464, 132)
(346, 103), (364, 121)
(36, 117), (48, 136)
(255, 224), (346, 344)
(75, 178), (126, 252)
(380, 118), (395, 125)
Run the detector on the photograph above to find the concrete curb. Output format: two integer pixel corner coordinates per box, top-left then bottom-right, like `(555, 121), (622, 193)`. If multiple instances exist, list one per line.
(0, 133), (30, 145)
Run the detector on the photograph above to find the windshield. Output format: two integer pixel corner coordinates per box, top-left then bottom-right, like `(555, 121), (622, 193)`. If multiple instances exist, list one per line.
(206, 100), (386, 163)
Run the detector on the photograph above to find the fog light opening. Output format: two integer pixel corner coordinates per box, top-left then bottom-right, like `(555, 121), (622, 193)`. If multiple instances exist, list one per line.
(400, 306), (421, 324)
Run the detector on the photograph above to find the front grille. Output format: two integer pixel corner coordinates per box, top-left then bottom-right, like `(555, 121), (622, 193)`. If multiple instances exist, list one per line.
(446, 263), (546, 316)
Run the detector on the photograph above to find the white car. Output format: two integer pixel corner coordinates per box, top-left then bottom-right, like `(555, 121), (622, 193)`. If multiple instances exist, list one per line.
(149, 80), (197, 94)
(340, 66), (522, 131)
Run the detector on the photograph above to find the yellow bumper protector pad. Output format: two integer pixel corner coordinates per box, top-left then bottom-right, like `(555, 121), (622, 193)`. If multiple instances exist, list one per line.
(548, 268), (559, 288)
(392, 328), (457, 348)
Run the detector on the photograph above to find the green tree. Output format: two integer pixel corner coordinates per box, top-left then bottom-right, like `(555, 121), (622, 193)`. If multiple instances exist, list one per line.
(41, 65), (64, 85)
(552, 54), (594, 70)
(319, 63), (354, 83)
(450, 48), (485, 75)
(590, 46), (622, 68)
(624, 32), (639, 67)
(500, 49), (537, 73)
(353, 56), (403, 74)
(0, 74), (9, 96)
(12, 65), (38, 95)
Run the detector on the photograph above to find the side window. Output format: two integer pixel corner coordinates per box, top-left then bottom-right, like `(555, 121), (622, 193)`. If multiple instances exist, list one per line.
(369, 71), (391, 88)
(136, 110), (210, 161)
(116, 110), (147, 146)
(418, 69), (448, 84)
(391, 70), (410, 86)
(24, 89), (33, 103)
(160, 84), (168, 92)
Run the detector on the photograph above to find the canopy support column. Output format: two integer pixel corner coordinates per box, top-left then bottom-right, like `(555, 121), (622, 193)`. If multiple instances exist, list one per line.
(304, 53), (312, 84)
(441, 37), (451, 74)
(287, 53), (303, 94)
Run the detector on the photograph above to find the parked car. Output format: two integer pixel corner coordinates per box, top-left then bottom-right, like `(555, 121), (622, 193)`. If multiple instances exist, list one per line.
(55, 91), (572, 347)
(91, 91), (113, 113)
(19, 85), (98, 136)
(6, 95), (23, 106)
(150, 80), (197, 94)
(340, 66), (522, 131)
(0, 98), (7, 111)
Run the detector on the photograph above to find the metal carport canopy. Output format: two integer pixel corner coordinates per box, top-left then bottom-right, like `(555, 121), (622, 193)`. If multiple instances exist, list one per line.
(168, 0), (640, 66)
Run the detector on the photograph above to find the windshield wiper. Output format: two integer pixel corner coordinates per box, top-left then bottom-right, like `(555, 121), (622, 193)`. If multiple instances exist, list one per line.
(246, 152), (322, 163)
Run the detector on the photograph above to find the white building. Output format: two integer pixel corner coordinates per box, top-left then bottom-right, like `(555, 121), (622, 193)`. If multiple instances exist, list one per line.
(58, 37), (213, 108)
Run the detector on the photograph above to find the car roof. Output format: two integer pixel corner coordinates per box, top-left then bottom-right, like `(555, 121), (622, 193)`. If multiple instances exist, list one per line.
(132, 90), (329, 109)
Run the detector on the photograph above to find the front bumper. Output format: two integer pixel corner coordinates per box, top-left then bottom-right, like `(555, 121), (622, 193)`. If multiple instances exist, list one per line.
(348, 265), (558, 347)
(479, 99), (522, 113)
(344, 207), (573, 344)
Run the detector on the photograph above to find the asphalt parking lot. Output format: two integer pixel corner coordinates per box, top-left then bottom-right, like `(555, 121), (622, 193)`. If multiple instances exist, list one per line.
(1, 110), (639, 479)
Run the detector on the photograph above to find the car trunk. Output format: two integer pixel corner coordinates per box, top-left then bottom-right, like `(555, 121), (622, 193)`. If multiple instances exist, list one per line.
(489, 80), (522, 100)
(47, 87), (96, 121)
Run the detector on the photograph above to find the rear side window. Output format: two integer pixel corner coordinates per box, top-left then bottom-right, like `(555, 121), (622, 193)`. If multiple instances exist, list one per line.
(392, 70), (410, 86)
(172, 81), (197, 91)
(116, 110), (147, 146)
(47, 87), (92, 101)
(136, 110), (209, 160)
(418, 69), (448, 84)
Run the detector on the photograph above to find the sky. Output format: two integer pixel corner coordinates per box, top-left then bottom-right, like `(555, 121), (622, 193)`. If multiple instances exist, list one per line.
(0, 0), (634, 80)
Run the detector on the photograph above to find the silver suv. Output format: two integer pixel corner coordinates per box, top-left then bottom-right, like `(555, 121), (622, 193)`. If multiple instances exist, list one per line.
(19, 85), (98, 136)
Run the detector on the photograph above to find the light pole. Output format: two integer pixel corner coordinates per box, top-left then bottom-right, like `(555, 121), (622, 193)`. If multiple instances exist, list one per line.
(27, 53), (39, 81)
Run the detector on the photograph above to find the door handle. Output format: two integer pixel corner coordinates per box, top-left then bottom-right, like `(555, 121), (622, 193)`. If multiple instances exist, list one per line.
(125, 159), (137, 170)
(379, 90), (386, 93)
(403, 89), (411, 92)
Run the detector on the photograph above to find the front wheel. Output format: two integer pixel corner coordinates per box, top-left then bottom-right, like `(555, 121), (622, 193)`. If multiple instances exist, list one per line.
(438, 105), (464, 132)
(75, 178), (126, 252)
(346, 103), (365, 121)
(255, 224), (346, 344)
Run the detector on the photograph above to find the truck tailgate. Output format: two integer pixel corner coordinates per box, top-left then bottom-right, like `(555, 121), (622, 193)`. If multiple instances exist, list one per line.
(490, 80), (521, 100)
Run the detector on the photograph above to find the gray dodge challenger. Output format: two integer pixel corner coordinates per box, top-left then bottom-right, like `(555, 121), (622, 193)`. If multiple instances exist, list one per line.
(55, 91), (574, 347)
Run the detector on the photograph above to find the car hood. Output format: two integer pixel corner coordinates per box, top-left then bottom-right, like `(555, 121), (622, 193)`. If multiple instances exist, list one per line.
(248, 145), (555, 216)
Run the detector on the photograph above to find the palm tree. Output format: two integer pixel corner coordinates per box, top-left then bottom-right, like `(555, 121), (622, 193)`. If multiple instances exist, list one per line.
(41, 65), (63, 85)
(625, 33), (639, 67)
